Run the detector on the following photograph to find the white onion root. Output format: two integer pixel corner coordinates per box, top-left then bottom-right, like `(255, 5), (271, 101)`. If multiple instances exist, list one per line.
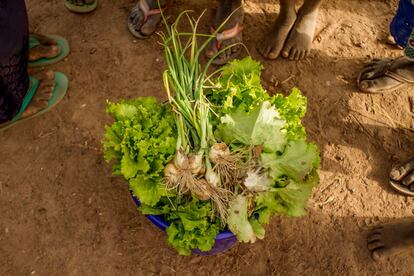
(209, 143), (243, 186)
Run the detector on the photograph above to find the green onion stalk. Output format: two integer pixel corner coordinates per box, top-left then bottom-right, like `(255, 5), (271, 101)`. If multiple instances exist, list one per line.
(160, 10), (244, 223)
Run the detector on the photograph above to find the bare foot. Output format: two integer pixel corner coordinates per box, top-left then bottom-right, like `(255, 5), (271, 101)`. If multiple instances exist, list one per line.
(368, 219), (414, 261)
(257, 5), (297, 59)
(22, 71), (55, 118)
(128, 0), (166, 38)
(29, 34), (59, 62)
(390, 157), (414, 191)
(205, 0), (244, 65)
(282, 8), (318, 60)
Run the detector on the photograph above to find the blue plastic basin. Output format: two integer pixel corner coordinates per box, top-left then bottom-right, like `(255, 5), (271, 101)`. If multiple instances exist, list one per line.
(130, 192), (238, 256)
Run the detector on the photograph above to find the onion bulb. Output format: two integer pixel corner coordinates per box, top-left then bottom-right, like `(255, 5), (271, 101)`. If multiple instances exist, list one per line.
(192, 179), (211, 201)
(244, 170), (272, 192)
(188, 153), (204, 175)
(174, 150), (189, 170)
(205, 169), (220, 187)
(164, 162), (179, 186)
(209, 143), (230, 164)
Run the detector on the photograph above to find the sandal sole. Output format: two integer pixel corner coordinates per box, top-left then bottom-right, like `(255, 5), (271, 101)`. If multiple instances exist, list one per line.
(28, 35), (70, 67)
(389, 179), (414, 196)
(64, 0), (98, 13)
(0, 72), (68, 132)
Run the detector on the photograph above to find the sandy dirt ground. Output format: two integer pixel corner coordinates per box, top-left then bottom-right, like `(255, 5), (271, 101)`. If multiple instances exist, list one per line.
(1, 0), (414, 275)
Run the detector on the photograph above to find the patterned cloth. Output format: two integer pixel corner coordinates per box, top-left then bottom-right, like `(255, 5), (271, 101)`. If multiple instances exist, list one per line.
(0, 0), (29, 123)
(405, 29), (414, 60)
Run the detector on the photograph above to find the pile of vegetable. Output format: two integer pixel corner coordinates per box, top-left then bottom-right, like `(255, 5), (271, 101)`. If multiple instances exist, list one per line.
(103, 12), (320, 256)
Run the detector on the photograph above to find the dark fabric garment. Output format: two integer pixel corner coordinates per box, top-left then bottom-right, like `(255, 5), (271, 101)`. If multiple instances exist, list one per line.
(390, 0), (414, 48)
(0, 0), (29, 123)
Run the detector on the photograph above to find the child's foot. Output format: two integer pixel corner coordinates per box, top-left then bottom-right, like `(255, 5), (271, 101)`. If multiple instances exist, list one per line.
(128, 0), (166, 39)
(22, 71), (56, 118)
(282, 8), (318, 60)
(367, 219), (414, 261)
(257, 8), (297, 59)
(205, 1), (244, 65)
(28, 34), (60, 62)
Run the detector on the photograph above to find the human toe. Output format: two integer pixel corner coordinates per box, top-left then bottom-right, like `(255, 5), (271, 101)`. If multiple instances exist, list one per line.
(367, 240), (384, 251)
(372, 247), (387, 261)
(390, 158), (414, 181)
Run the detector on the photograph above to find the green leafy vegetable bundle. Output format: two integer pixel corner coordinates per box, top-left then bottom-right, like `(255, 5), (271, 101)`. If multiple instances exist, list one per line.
(103, 12), (319, 256)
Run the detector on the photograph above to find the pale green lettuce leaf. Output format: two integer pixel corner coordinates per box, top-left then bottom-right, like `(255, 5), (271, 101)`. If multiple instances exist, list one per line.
(227, 195), (257, 243)
(106, 102), (138, 121)
(249, 218), (265, 239)
(244, 171), (273, 192)
(261, 140), (320, 182)
(254, 169), (320, 218)
(120, 149), (150, 180)
(217, 101), (287, 152)
(129, 175), (166, 206)
(273, 171), (319, 216)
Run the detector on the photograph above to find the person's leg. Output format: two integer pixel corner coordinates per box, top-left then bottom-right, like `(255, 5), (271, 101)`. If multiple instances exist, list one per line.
(128, 0), (167, 39)
(282, 0), (323, 60)
(0, 0), (57, 125)
(205, 0), (244, 65)
(0, 0), (29, 123)
(257, 0), (297, 59)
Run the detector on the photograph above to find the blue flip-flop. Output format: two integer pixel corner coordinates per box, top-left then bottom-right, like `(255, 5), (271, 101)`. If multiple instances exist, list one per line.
(29, 35), (70, 67)
(0, 72), (68, 132)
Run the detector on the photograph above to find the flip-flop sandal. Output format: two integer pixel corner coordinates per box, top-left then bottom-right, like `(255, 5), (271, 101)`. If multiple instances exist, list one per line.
(127, 0), (166, 39)
(29, 35), (70, 68)
(389, 179), (414, 196)
(209, 23), (243, 65)
(64, 0), (98, 14)
(0, 72), (68, 132)
(357, 58), (414, 93)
